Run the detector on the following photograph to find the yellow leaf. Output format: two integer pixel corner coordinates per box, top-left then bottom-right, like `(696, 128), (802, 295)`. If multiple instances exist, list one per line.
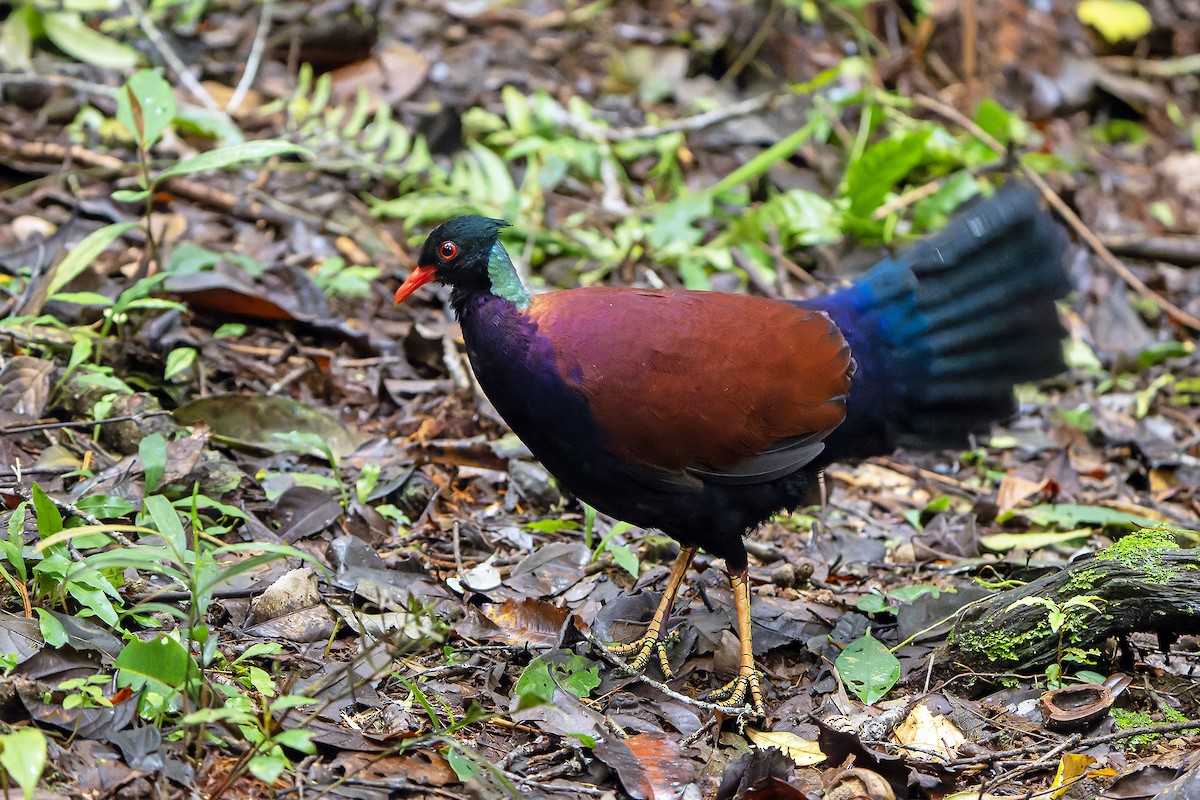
(1050, 753), (1094, 798)
(746, 729), (826, 767)
(1077, 0), (1153, 43)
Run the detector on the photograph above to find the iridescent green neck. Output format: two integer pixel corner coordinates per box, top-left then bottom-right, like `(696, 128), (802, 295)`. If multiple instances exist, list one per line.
(488, 241), (530, 308)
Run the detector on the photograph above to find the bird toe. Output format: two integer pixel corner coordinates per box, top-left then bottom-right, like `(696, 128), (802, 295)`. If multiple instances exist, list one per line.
(606, 631), (677, 678)
(707, 670), (766, 716)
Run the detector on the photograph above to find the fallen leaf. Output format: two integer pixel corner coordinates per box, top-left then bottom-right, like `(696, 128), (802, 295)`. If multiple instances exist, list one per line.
(892, 703), (966, 762)
(746, 728), (826, 767)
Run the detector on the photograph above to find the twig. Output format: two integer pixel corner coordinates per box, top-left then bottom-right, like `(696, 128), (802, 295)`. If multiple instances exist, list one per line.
(0, 72), (117, 100)
(868, 456), (989, 497)
(720, 0), (780, 86)
(1099, 234), (1200, 268)
(961, 0), (977, 97)
(871, 178), (944, 220)
(442, 332), (471, 392)
(0, 410), (172, 436)
(982, 733), (1082, 793)
(227, 0), (273, 113)
(942, 718), (1200, 769)
(123, 0), (227, 120)
(512, 777), (608, 797)
(8, 482), (136, 549)
(912, 93), (1200, 332)
(0, 132), (299, 229)
(1099, 53), (1200, 78)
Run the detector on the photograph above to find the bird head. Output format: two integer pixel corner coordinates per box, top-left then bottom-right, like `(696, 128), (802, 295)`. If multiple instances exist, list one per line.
(394, 216), (512, 303)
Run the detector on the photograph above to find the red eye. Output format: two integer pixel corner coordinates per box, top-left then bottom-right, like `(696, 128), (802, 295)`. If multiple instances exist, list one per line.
(438, 241), (458, 260)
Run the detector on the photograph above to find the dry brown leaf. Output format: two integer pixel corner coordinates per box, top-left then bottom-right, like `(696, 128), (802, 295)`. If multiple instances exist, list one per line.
(892, 703), (966, 762)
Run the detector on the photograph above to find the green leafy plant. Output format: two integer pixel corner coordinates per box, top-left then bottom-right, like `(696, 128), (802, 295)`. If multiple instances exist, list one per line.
(0, 1), (139, 71)
(512, 652), (602, 709)
(51, 674), (115, 710)
(1009, 594), (1105, 688)
(581, 505), (639, 578)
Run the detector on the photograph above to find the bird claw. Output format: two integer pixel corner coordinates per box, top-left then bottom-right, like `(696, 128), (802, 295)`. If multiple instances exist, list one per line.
(707, 669), (766, 716)
(606, 628), (680, 678)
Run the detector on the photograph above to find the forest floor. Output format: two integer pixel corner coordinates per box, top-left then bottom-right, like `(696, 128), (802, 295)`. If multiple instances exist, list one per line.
(0, 0), (1199, 798)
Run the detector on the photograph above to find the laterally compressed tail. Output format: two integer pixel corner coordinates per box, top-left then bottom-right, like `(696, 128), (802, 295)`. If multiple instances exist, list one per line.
(807, 184), (1070, 463)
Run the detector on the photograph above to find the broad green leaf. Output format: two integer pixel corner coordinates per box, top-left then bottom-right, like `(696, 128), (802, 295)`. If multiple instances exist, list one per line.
(513, 653), (600, 708)
(0, 3), (37, 70)
(42, 11), (139, 69)
(65, 337), (93, 375)
(1077, 0), (1153, 43)
(139, 433), (168, 493)
(272, 729), (316, 753)
(446, 747), (479, 782)
(247, 754), (286, 785)
(157, 141), (311, 180)
(164, 347), (197, 381)
(115, 633), (193, 690)
(43, 222), (137, 302)
(143, 493), (186, 553)
(856, 594), (891, 614)
(30, 484), (63, 537)
(47, 291), (113, 306)
(213, 323), (246, 339)
(834, 630), (900, 705)
(606, 543), (639, 579)
(998, 503), (1162, 530)
(888, 584), (942, 603)
(117, 70), (175, 149)
(266, 693), (317, 712)
(34, 608), (67, 648)
(980, 528), (1094, 552)
(74, 494), (136, 519)
(973, 99), (1025, 148)
(111, 188), (152, 204)
(845, 130), (930, 218)
(0, 727), (48, 800)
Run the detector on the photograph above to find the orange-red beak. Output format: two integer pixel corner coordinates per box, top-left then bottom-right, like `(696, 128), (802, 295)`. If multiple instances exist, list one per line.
(394, 265), (437, 304)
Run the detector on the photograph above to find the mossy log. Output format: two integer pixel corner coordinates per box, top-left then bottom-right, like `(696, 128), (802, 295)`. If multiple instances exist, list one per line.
(942, 535), (1200, 673)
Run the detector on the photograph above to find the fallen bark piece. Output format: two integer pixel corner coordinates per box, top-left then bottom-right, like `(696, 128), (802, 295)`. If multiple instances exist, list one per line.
(944, 531), (1200, 672)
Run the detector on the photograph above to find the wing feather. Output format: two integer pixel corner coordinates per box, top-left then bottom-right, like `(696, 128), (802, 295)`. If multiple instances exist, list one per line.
(526, 287), (852, 482)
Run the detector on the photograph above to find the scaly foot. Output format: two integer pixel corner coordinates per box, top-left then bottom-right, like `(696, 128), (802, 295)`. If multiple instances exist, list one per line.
(606, 627), (680, 677)
(706, 668), (766, 716)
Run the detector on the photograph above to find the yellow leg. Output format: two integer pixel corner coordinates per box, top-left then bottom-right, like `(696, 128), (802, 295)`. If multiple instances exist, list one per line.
(707, 569), (766, 714)
(607, 546), (697, 677)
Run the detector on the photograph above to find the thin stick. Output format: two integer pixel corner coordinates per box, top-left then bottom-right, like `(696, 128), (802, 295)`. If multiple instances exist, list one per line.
(227, 0), (273, 113)
(1, 410), (172, 436)
(124, 0), (227, 119)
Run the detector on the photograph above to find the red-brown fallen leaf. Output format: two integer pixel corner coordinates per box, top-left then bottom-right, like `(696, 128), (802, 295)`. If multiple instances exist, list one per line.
(594, 732), (695, 800)
(480, 598), (569, 646)
(320, 750), (457, 785)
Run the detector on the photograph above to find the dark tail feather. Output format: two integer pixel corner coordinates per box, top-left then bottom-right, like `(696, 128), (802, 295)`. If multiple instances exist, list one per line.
(806, 184), (1070, 462)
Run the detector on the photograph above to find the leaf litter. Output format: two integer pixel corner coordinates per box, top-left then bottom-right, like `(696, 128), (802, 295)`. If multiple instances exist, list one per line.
(0, 0), (1198, 797)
